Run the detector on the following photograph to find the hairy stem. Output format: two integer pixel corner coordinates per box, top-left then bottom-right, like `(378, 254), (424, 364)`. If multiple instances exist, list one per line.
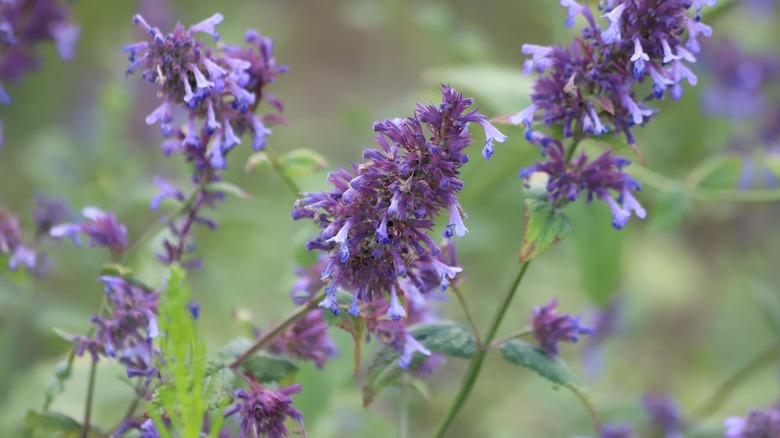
(228, 290), (325, 370)
(432, 261), (531, 438)
(452, 284), (482, 346)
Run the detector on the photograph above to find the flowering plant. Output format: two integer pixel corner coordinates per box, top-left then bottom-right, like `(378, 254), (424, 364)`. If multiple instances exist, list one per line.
(3, 0), (780, 437)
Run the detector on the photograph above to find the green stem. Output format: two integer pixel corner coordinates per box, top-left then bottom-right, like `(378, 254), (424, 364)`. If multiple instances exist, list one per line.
(400, 375), (410, 438)
(432, 261), (531, 438)
(452, 285), (482, 346)
(489, 327), (532, 350)
(629, 165), (780, 203)
(228, 291), (325, 370)
(80, 359), (98, 438)
(564, 138), (581, 163)
(124, 180), (208, 260)
(694, 339), (780, 420)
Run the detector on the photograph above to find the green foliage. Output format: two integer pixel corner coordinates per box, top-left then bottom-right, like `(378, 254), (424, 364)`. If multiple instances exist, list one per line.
(218, 338), (299, 383)
(362, 321), (476, 406)
(23, 410), (84, 437)
(149, 264), (226, 438)
(519, 186), (573, 263)
(244, 151), (272, 172)
(207, 181), (254, 200)
(280, 148), (328, 178)
(750, 282), (780, 335)
(570, 201), (625, 306)
(499, 340), (598, 430)
(423, 64), (533, 113)
(649, 190), (691, 231)
(687, 155), (743, 189)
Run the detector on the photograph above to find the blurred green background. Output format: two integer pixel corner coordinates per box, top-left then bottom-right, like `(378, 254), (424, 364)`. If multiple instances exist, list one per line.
(1, 0), (780, 436)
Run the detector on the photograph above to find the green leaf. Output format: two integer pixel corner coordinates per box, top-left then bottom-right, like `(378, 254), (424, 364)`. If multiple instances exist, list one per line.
(280, 148), (327, 178)
(24, 410), (84, 437)
(422, 64), (533, 113)
(362, 321), (476, 406)
(409, 378), (432, 403)
(649, 189), (691, 231)
(244, 151), (272, 172)
(519, 187), (572, 263)
(687, 155), (742, 189)
(218, 338), (298, 383)
(570, 200), (624, 306)
(203, 364), (236, 411)
(207, 181), (253, 199)
(500, 340), (598, 429)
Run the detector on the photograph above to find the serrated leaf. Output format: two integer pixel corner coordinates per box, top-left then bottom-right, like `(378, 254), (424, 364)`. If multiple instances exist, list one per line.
(24, 410), (84, 437)
(207, 181), (253, 199)
(244, 151), (272, 172)
(203, 364), (236, 411)
(500, 340), (598, 430)
(280, 148), (327, 178)
(362, 321), (476, 406)
(218, 338), (298, 383)
(519, 192), (572, 263)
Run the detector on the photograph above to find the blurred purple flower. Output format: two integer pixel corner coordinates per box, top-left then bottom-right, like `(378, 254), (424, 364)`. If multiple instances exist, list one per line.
(581, 296), (623, 380)
(599, 424), (636, 438)
(532, 298), (593, 356)
(31, 193), (69, 237)
(0, 0), (79, 147)
(50, 206), (128, 257)
(724, 405), (780, 438)
(0, 205), (38, 272)
(73, 276), (160, 379)
(269, 310), (337, 369)
(224, 381), (304, 438)
(642, 393), (685, 438)
(292, 85), (499, 318)
(700, 40), (779, 120)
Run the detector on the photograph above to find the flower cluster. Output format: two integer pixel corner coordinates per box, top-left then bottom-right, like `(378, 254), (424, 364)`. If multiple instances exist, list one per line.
(292, 85), (504, 318)
(724, 404), (780, 438)
(268, 309), (337, 370)
(531, 298), (593, 356)
(506, 0), (714, 229)
(224, 381), (304, 438)
(125, 13), (287, 267)
(521, 142), (646, 229)
(50, 206), (129, 259)
(73, 276), (160, 379)
(124, 13), (286, 172)
(0, 195), (69, 275)
(0, 0), (79, 147)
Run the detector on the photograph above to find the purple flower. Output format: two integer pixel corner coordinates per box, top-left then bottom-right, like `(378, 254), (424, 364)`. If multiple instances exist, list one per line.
(73, 276), (159, 379)
(269, 310), (337, 369)
(125, 13), (286, 173)
(524, 140), (646, 229)
(642, 393), (685, 438)
(599, 424), (636, 438)
(224, 382), (304, 438)
(31, 193), (69, 237)
(150, 177), (185, 211)
(531, 298), (593, 356)
(724, 405), (780, 438)
(292, 86), (497, 315)
(49, 206), (129, 256)
(0, 0), (79, 147)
